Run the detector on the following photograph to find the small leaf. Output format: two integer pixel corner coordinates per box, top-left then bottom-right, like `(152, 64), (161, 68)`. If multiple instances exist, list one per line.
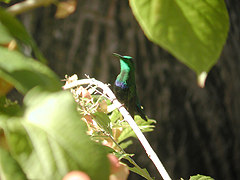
(0, 147), (28, 180)
(97, 100), (108, 113)
(118, 116), (155, 143)
(190, 174), (214, 180)
(129, 0), (229, 75)
(93, 112), (113, 136)
(124, 156), (153, 180)
(128, 166), (153, 180)
(119, 140), (133, 149)
(110, 109), (122, 123)
(114, 152), (134, 160)
(55, 0), (77, 19)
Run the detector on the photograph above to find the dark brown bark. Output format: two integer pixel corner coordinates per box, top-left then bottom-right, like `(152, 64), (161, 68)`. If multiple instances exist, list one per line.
(20, 0), (240, 179)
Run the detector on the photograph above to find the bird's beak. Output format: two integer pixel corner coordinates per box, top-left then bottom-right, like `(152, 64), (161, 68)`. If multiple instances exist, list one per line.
(113, 53), (123, 59)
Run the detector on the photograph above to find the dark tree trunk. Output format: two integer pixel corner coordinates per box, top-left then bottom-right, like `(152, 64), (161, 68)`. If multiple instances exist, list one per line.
(21, 0), (240, 179)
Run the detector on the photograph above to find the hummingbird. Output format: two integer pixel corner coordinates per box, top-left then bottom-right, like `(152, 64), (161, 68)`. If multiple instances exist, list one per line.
(113, 53), (147, 121)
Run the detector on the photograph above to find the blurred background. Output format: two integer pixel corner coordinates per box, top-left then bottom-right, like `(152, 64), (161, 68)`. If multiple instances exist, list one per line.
(15, 0), (240, 179)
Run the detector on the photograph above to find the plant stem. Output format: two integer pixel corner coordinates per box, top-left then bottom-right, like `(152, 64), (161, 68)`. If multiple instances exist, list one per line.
(108, 134), (153, 180)
(7, 0), (56, 16)
(63, 78), (172, 180)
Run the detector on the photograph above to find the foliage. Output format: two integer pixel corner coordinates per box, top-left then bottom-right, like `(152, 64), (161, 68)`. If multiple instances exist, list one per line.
(0, 8), (110, 180)
(0, 1), (220, 179)
(129, 0), (229, 83)
(189, 174), (214, 180)
(0, 6), (155, 179)
(0, 0), (11, 3)
(0, 147), (27, 180)
(0, 7), (47, 63)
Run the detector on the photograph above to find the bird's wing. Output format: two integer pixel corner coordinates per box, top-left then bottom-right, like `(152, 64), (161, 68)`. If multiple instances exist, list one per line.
(135, 103), (147, 121)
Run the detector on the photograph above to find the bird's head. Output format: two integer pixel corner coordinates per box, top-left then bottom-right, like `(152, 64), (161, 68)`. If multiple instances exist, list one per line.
(113, 53), (135, 71)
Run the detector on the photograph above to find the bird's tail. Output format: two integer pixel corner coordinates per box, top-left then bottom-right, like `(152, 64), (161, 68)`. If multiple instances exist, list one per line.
(136, 104), (148, 121)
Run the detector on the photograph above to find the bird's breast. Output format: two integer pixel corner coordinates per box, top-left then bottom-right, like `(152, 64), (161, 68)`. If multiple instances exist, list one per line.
(115, 80), (128, 89)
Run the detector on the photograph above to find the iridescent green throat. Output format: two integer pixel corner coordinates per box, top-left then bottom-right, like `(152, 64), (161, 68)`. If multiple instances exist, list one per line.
(120, 59), (131, 72)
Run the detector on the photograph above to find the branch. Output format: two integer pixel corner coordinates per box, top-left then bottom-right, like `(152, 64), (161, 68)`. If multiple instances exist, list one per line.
(63, 78), (172, 180)
(7, 0), (56, 16)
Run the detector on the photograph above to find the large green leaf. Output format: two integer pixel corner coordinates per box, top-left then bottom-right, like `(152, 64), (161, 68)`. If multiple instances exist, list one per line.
(0, 7), (47, 63)
(0, 147), (28, 180)
(129, 0), (229, 75)
(0, 47), (61, 94)
(1, 89), (110, 180)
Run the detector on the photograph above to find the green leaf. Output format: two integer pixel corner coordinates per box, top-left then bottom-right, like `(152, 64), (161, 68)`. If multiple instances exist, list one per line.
(0, 7), (47, 63)
(124, 156), (153, 180)
(0, 22), (13, 44)
(110, 109), (122, 123)
(119, 140), (133, 149)
(128, 166), (153, 180)
(190, 174), (214, 180)
(129, 0), (229, 75)
(114, 152), (134, 160)
(2, 89), (110, 180)
(93, 112), (113, 136)
(0, 147), (28, 180)
(0, 47), (61, 94)
(118, 116), (155, 143)
(0, 0), (11, 3)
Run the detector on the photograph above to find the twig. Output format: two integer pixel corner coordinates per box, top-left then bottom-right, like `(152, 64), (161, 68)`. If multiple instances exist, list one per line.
(63, 78), (172, 180)
(7, 0), (56, 16)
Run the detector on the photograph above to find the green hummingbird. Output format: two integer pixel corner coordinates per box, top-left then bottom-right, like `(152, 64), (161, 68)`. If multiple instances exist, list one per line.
(113, 53), (147, 121)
